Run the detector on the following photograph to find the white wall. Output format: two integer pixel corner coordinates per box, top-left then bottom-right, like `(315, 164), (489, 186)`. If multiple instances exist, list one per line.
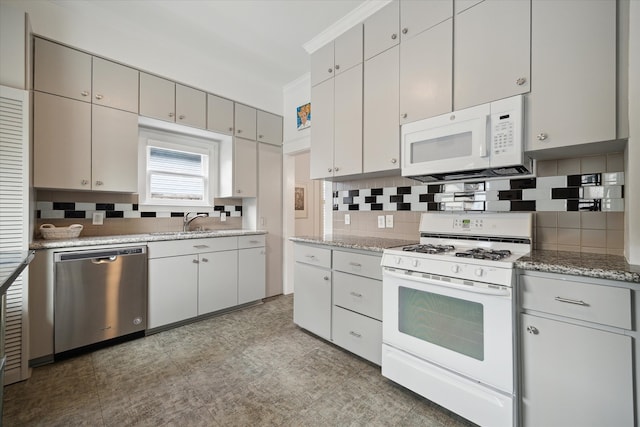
(0, 3), (26, 89)
(625, 0), (639, 265)
(2, 0), (282, 114)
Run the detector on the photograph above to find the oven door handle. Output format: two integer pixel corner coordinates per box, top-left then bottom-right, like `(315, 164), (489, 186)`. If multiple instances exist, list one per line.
(383, 269), (510, 296)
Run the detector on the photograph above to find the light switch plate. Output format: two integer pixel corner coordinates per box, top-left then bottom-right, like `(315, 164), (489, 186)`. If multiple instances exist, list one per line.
(377, 215), (385, 228)
(344, 214), (351, 225)
(92, 211), (104, 225)
(385, 214), (394, 228)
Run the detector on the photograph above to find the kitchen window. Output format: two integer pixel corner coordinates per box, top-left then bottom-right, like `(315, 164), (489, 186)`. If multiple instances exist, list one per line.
(138, 126), (219, 209)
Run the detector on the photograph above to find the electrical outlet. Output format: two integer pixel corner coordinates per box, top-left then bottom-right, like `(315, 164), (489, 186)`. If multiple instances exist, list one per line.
(92, 211), (104, 225)
(220, 213), (227, 222)
(386, 214), (394, 228)
(344, 214), (351, 225)
(377, 215), (385, 228)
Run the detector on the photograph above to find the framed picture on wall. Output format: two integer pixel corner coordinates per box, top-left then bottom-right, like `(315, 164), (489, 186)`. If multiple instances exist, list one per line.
(296, 103), (311, 130)
(295, 184), (308, 218)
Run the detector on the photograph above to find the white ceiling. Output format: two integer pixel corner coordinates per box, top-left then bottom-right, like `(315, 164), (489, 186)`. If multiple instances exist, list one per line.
(48, 0), (368, 89)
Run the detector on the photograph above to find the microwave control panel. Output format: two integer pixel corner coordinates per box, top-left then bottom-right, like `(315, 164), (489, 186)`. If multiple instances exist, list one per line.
(489, 95), (523, 167)
(492, 118), (514, 155)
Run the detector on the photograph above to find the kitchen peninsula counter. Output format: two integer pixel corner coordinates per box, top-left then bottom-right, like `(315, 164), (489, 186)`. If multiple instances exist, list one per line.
(30, 230), (267, 250)
(516, 250), (640, 284)
(290, 235), (417, 253)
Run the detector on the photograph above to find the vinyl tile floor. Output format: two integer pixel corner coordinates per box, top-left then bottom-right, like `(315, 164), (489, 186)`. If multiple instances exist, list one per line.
(3, 295), (477, 426)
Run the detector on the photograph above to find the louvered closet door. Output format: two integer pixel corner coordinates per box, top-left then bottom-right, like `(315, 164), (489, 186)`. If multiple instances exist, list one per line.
(0, 86), (29, 384)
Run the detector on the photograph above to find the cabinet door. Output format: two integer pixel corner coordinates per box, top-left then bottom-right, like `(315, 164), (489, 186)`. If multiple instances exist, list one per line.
(256, 110), (283, 145)
(176, 84), (206, 129)
(400, 19), (452, 124)
(91, 105), (138, 192)
(527, 0), (616, 151)
(139, 72), (175, 122)
(334, 63), (363, 177)
(454, 0), (530, 109)
(310, 41), (335, 87)
(33, 92), (91, 190)
(148, 255), (198, 329)
(234, 103), (257, 140)
(258, 143), (283, 297)
(334, 24), (363, 75)
(364, 45), (399, 173)
(92, 57), (139, 113)
(34, 38), (92, 102)
(234, 137), (257, 197)
(454, 0), (484, 14)
(293, 262), (331, 340)
(400, 0), (453, 42)
(238, 247), (266, 304)
(364, 0), (399, 60)
(207, 94), (234, 135)
(198, 250), (238, 315)
(310, 78), (335, 179)
(521, 314), (634, 427)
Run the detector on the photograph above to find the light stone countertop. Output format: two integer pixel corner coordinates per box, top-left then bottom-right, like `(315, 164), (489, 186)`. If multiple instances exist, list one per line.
(30, 229), (267, 250)
(290, 235), (418, 253)
(515, 250), (640, 284)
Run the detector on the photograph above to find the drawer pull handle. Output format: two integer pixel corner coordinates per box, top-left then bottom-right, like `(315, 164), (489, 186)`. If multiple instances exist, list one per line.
(350, 291), (363, 298)
(305, 255), (317, 260)
(554, 296), (589, 306)
(193, 244), (210, 249)
(349, 262), (362, 267)
(249, 240), (260, 244)
(349, 331), (362, 338)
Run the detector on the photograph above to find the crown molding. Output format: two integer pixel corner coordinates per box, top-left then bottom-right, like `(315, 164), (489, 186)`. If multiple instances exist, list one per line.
(302, 0), (392, 54)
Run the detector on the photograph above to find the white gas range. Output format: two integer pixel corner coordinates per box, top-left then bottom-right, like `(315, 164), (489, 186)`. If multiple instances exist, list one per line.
(381, 212), (532, 427)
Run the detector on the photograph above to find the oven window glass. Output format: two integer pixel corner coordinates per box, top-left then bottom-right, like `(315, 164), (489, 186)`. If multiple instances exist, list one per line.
(411, 131), (472, 163)
(398, 286), (484, 360)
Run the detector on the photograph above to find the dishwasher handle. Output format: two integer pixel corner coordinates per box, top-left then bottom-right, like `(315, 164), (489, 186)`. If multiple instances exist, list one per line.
(55, 247), (146, 262)
(91, 256), (118, 264)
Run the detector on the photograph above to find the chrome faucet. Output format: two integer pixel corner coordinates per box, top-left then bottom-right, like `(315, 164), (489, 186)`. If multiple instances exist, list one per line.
(183, 212), (209, 232)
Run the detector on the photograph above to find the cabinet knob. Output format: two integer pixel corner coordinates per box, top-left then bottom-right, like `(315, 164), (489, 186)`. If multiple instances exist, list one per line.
(526, 326), (539, 335)
(327, 168), (332, 173)
(335, 64), (340, 70)
(391, 158), (397, 164)
(81, 91), (89, 97)
(229, 127), (234, 132)
(179, 114), (186, 120)
(391, 33), (397, 40)
(95, 180), (103, 186)
(334, 167), (340, 172)
(401, 113), (407, 119)
(201, 258), (208, 263)
(81, 179), (89, 186)
(192, 259), (199, 264)
(537, 133), (548, 141)
(95, 94), (103, 100)
(402, 28), (408, 34)
(328, 68), (333, 73)
(258, 134), (264, 139)
(323, 276), (329, 281)
(168, 112), (175, 118)
(237, 189), (242, 194)
(237, 129), (242, 134)
(516, 77), (527, 86)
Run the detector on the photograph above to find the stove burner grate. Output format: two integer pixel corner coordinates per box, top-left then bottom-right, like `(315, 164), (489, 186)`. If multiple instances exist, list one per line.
(454, 248), (512, 261)
(402, 244), (455, 254)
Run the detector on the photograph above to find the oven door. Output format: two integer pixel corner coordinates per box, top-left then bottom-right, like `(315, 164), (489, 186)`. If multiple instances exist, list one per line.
(401, 103), (490, 177)
(382, 268), (512, 393)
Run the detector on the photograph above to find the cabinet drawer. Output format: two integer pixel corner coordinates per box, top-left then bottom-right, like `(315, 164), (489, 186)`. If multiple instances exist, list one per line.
(520, 275), (632, 330)
(332, 306), (382, 365)
(333, 271), (382, 320)
(148, 237), (238, 259)
(333, 250), (382, 280)
(294, 245), (331, 269)
(238, 234), (265, 249)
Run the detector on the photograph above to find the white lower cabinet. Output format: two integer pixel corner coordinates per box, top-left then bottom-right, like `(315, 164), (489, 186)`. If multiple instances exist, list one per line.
(238, 235), (266, 304)
(293, 243), (383, 364)
(198, 250), (238, 315)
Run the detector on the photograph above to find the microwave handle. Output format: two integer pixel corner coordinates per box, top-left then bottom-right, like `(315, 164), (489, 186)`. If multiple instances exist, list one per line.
(480, 114), (490, 158)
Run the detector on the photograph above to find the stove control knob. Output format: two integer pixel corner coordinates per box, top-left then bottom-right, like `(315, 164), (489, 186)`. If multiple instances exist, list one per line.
(395, 257), (402, 265)
(451, 265), (460, 273)
(412, 259), (419, 268)
(475, 268), (484, 277)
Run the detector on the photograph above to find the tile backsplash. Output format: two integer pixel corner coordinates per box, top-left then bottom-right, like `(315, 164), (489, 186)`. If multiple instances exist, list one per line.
(331, 153), (625, 254)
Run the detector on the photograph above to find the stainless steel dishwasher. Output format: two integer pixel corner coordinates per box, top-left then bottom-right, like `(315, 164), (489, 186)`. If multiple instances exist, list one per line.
(54, 246), (147, 355)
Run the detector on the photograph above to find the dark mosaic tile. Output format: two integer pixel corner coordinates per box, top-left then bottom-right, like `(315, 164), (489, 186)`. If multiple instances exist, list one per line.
(170, 212), (184, 217)
(348, 190), (359, 197)
(396, 203), (411, 211)
(141, 212), (156, 218)
(498, 190), (522, 201)
(370, 204), (383, 211)
(365, 196), (377, 203)
(53, 202), (75, 210)
(333, 205), (338, 211)
(390, 195), (404, 203)
(370, 188), (383, 196)
(510, 201), (536, 211)
(106, 211), (124, 218)
(235, 206), (243, 212)
(419, 194), (434, 203)
(343, 197), (353, 204)
(427, 203), (439, 211)
(510, 178), (536, 190)
(551, 188), (581, 199)
(348, 204), (359, 211)
(64, 210), (85, 219)
(96, 203), (115, 211)
(214, 206), (224, 211)
(396, 186), (411, 195)
(36, 210), (41, 219)
(427, 185), (442, 194)
(132, 204), (139, 211)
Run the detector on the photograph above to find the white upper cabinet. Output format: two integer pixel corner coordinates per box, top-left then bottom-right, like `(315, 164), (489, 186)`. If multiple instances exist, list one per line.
(176, 84), (206, 129)
(364, 45), (399, 173)
(526, 0), (616, 152)
(233, 137), (257, 197)
(92, 57), (139, 113)
(364, 1), (399, 60)
(34, 38), (92, 102)
(400, 18), (452, 124)
(139, 72), (175, 122)
(257, 110), (283, 146)
(310, 78), (335, 179)
(234, 103), (257, 140)
(454, 0), (530, 110)
(400, 0), (453, 42)
(207, 94), (234, 135)
(311, 24), (363, 86)
(333, 64), (363, 178)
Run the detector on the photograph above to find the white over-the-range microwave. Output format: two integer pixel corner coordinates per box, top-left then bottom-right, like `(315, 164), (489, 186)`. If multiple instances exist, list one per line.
(401, 95), (533, 182)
